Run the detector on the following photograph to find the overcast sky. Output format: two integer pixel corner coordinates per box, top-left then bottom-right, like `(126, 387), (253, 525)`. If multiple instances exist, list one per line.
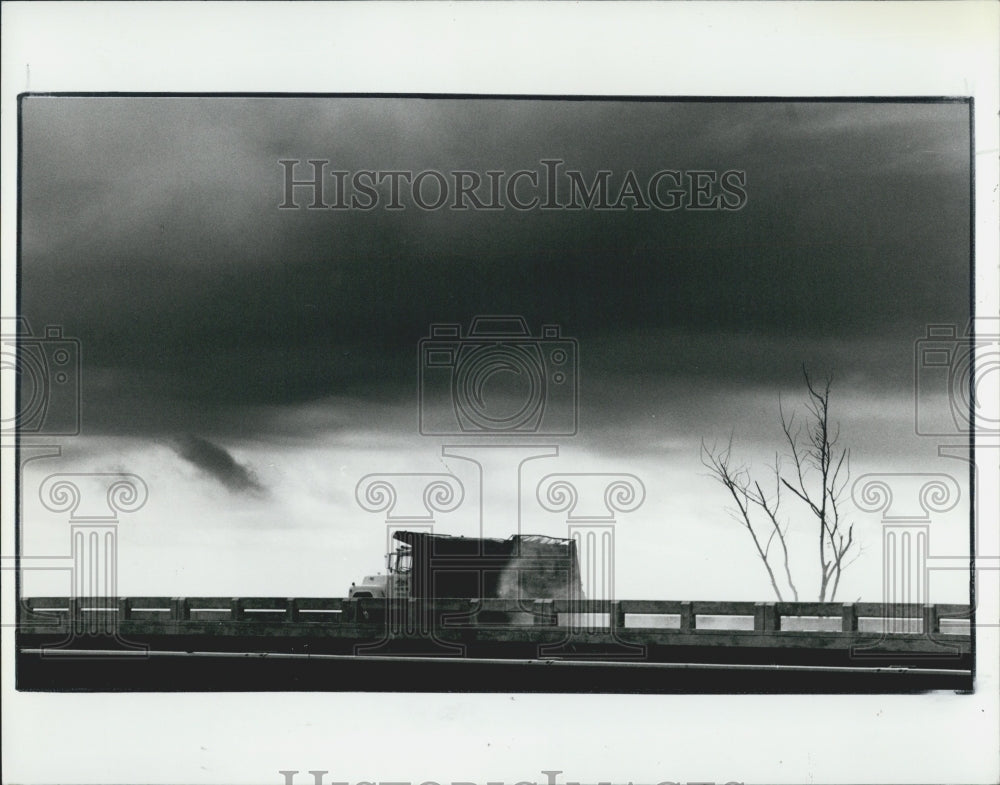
(17, 97), (972, 601)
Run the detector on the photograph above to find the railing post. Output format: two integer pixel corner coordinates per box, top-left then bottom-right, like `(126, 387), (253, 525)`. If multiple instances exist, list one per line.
(286, 597), (300, 622)
(533, 599), (556, 626)
(680, 601), (695, 632)
(171, 597), (190, 621)
(613, 601), (626, 630)
(923, 604), (940, 635)
(841, 603), (858, 632)
(230, 597), (244, 621)
(70, 596), (84, 636)
(755, 602), (778, 632)
(117, 597), (131, 622)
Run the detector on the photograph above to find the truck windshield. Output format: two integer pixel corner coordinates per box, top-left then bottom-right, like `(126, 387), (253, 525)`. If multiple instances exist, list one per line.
(388, 549), (412, 574)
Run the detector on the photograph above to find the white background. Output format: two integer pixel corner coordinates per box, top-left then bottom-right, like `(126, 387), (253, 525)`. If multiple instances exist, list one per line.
(2, 3), (998, 784)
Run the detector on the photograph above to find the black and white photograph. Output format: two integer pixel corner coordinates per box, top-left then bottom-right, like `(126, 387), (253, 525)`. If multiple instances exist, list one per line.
(2, 3), (998, 785)
(11, 93), (978, 691)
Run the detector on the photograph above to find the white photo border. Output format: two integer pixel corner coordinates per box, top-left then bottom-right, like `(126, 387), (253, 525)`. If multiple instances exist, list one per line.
(2, 2), (998, 784)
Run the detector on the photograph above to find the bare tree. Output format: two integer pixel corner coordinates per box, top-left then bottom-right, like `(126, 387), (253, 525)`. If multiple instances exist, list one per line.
(701, 368), (859, 602)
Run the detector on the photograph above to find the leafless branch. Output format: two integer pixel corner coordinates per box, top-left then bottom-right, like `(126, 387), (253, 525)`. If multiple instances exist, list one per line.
(701, 438), (788, 601)
(704, 367), (859, 601)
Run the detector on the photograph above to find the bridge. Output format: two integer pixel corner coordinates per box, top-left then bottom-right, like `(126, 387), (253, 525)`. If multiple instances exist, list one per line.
(16, 597), (974, 692)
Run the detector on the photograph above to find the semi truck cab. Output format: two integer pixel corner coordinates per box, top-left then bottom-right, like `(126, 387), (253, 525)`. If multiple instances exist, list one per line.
(348, 543), (412, 599)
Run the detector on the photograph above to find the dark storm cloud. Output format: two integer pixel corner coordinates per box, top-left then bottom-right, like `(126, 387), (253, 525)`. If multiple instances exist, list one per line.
(18, 97), (971, 435)
(169, 434), (265, 494)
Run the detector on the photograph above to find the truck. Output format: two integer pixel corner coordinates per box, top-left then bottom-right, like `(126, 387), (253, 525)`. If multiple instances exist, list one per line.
(348, 530), (583, 600)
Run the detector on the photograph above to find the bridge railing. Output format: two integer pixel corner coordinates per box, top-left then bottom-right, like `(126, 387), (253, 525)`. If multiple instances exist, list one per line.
(16, 597), (973, 635)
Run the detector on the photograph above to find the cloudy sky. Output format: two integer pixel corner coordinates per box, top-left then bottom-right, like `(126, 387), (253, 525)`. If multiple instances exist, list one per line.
(17, 97), (972, 602)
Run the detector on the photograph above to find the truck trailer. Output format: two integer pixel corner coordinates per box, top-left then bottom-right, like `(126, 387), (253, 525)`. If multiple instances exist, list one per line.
(348, 530), (583, 601)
